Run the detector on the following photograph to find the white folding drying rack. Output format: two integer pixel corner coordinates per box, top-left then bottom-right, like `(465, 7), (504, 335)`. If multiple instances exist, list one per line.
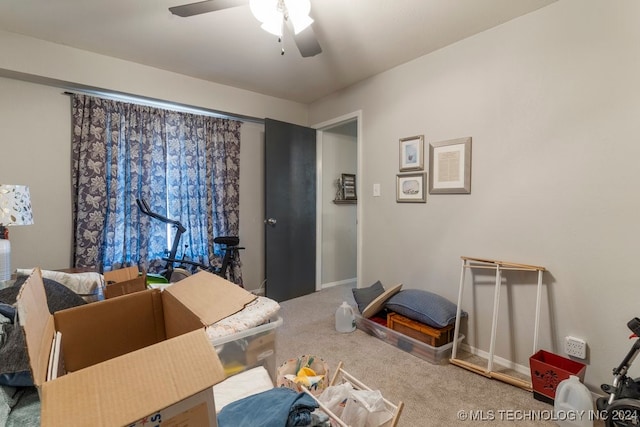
(450, 256), (546, 391)
(302, 361), (404, 427)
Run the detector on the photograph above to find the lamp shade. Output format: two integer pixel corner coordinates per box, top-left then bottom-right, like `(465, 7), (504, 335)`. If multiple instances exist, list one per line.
(0, 184), (34, 226)
(0, 185), (33, 281)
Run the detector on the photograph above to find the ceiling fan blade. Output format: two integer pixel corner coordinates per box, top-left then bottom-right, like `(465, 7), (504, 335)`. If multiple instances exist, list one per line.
(169, 0), (247, 17)
(287, 21), (322, 58)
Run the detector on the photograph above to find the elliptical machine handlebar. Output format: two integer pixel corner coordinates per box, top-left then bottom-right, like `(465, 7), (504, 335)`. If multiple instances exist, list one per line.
(136, 199), (186, 233)
(136, 198), (187, 280)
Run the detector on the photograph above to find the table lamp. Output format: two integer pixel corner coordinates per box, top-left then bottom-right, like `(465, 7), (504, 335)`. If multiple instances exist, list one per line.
(0, 184), (34, 281)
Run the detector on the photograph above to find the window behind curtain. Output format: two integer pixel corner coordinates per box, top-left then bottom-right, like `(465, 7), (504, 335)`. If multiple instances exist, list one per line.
(70, 94), (243, 284)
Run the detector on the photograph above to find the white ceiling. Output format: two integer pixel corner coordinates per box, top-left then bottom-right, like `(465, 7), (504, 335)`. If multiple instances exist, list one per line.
(0, 0), (556, 104)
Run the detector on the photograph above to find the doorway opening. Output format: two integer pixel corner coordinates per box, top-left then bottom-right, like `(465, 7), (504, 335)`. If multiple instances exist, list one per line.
(314, 111), (362, 291)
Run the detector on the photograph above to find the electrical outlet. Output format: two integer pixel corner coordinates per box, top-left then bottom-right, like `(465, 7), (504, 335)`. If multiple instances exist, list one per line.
(565, 336), (587, 359)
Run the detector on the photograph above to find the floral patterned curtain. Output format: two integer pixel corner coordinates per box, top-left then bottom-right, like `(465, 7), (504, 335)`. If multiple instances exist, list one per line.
(71, 94), (243, 285)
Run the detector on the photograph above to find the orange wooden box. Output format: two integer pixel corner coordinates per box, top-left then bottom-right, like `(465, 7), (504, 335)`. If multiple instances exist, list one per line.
(387, 312), (454, 347)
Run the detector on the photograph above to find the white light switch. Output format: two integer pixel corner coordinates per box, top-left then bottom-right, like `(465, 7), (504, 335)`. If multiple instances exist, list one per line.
(373, 183), (381, 197)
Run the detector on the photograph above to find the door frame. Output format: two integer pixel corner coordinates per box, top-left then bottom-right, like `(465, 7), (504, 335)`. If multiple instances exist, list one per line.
(313, 110), (363, 291)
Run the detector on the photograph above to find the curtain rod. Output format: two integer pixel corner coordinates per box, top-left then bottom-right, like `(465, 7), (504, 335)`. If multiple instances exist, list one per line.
(0, 69), (263, 123)
(63, 89), (265, 125)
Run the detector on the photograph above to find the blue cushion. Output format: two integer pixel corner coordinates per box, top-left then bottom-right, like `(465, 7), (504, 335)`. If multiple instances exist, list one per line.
(352, 281), (385, 314)
(385, 289), (467, 328)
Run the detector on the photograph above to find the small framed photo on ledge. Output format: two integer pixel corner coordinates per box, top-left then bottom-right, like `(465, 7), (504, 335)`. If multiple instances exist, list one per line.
(396, 173), (426, 203)
(341, 173), (357, 200)
(399, 135), (424, 172)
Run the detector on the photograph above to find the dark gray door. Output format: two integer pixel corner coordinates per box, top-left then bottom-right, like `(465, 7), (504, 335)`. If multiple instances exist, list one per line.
(264, 118), (316, 302)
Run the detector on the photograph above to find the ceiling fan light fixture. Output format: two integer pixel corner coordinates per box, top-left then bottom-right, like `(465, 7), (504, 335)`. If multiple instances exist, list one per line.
(290, 14), (313, 34)
(261, 17), (284, 37)
(251, 0), (313, 36)
(284, 0), (313, 33)
(250, 0), (285, 36)
(284, 0), (310, 15)
(249, 0), (281, 24)
(168, 0), (321, 57)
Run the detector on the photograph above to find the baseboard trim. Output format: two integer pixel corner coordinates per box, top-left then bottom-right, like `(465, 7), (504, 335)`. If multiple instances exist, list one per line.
(459, 342), (531, 377)
(458, 342), (606, 398)
(321, 278), (356, 290)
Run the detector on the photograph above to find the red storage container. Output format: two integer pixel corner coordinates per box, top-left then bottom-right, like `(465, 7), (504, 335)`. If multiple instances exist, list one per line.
(529, 350), (586, 404)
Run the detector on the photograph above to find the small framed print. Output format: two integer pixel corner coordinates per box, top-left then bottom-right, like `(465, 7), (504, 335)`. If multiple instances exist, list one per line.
(429, 137), (472, 194)
(396, 173), (426, 203)
(399, 135), (424, 172)
(341, 173), (357, 200)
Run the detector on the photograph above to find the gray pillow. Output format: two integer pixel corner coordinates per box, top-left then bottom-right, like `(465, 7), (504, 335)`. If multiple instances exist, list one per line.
(7, 276), (87, 313)
(352, 281), (384, 314)
(0, 276), (88, 387)
(385, 289), (467, 329)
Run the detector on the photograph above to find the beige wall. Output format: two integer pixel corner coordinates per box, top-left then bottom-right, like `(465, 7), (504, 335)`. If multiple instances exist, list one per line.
(310, 0), (640, 390)
(0, 30), (308, 125)
(0, 79), (73, 271)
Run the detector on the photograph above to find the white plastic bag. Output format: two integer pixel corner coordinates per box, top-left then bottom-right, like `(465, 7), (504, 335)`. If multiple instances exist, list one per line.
(341, 390), (392, 427)
(317, 382), (354, 419)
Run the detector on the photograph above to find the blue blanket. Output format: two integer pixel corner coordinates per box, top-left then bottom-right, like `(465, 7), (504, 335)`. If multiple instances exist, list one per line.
(218, 387), (319, 427)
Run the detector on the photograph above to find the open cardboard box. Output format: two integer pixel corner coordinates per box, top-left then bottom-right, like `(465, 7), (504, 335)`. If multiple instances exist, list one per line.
(103, 265), (147, 299)
(16, 268), (257, 426)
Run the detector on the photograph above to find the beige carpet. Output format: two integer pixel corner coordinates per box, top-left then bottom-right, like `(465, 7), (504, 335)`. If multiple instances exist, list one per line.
(275, 284), (603, 426)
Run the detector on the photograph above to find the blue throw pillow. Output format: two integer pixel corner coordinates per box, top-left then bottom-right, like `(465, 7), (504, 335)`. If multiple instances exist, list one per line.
(385, 289), (467, 329)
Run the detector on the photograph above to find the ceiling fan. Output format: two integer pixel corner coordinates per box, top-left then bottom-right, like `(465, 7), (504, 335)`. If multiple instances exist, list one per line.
(169, 0), (322, 57)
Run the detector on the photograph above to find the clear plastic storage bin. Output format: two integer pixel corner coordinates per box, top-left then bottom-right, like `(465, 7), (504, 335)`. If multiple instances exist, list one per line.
(210, 317), (283, 382)
(355, 314), (463, 365)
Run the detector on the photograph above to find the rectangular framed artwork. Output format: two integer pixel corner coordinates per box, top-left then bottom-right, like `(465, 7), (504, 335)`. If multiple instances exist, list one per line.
(429, 137), (472, 194)
(399, 135), (424, 172)
(396, 173), (427, 203)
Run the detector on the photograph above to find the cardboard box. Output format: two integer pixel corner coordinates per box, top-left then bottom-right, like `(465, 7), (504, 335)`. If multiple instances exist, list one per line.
(529, 349), (586, 404)
(17, 268), (256, 426)
(103, 265), (148, 299)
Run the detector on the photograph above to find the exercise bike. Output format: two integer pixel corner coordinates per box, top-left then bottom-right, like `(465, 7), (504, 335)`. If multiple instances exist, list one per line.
(136, 199), (243, 283)
(596, 317), (640, 427)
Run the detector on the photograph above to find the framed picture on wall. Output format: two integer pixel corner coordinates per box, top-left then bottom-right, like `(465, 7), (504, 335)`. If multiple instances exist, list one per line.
(429, 137), (472, 194)
(399, 135), (424, 172)
(396, 173), (426, 203)
(341, 173), (357, 200)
